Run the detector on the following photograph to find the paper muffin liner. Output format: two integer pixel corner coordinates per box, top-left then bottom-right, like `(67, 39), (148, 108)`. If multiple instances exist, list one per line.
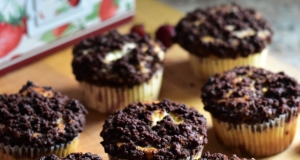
(189, 47), (269, 79)
(80, 69), (164, 114)
(0, 136), (79, 160)
(211, 108), (298, 157)
(107, 148), (203, 160)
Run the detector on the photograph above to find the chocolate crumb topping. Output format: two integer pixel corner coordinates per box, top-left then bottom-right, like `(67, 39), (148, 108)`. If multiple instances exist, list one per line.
(100, 99), (207, 159)
(72, 30), (166, 88)
(39, 152), (102, 160)
(0, 81), (87, 147)
(200, 151), (255, 160)
(201, 66), (300, 124)
(175, 3), (273, 58)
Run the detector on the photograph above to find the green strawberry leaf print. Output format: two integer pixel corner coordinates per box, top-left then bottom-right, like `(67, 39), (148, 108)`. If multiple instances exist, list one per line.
(86, 3), (100, 21)
(126, 2), (133, 10)
(40, 31), (56, 42)
(0, 14), (5, 22)
(114, 0), (121, 7)
(17, 3), (26, 17)
(56, 6), (70, 14)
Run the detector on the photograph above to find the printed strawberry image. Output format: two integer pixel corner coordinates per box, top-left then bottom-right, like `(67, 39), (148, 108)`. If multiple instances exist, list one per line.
(0, 23), (24, 58)
(0, 0), (26, 58)
(68, 0), (80, 7)
(100, 0), (118, 20)
(53, 24), (70, 37)
(21, 17), (27, 34)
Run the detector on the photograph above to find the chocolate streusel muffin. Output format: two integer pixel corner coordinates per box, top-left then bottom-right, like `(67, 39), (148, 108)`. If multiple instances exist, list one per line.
(200, 152), (255, 160)
(174, 3), (272, 79)
(201, 66), (300, 157)
(100, 99), (208, 160)
(0, 81), (87, 160)
(72, 30), (166, 113)
(40, 152), (102, 160)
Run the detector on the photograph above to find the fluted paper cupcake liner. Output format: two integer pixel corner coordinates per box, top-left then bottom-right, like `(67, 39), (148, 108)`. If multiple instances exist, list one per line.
(80, 69), (164, 114)
(212, 108), (298, 157)
(108, 148), (203, 160)
(0, 136), (79, 160)
(189, 47), (269, 79)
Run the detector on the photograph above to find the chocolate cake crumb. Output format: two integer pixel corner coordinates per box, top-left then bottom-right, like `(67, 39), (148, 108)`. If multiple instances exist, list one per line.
(72, 30), (166, 88)
(200, 151), (255, 160)
(175, 3), (273, 58)
(0, 81), (87, 147)
(201, 66), (300, 124)
(100, 99), (207, 159)
(39, 152), (102, 160)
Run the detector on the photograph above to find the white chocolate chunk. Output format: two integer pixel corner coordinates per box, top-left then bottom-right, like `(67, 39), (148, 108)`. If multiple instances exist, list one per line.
(257, 30), (271, 39)
(104, 43), (137, 63)
(151, 110), (184, 127)
(56, 118), (65, 133)
(201, 36), (215, 43)
(137, 146), (158, 159)
(225, 25), (235, 31)
(232, 28), (255, 38)
(21, 87), (54, 98)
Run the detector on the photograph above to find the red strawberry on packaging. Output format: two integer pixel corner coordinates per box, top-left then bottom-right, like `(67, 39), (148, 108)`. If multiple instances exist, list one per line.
(0, 23), (24, 58)
(130, 24), (147, 37)
(21, 17), (27, 34)
(100, 0), (118, 20)
(68, 0), (80, 7)
(53, 24), (70, 37)
(0, 1), (26, 58)
(155, 24), (176, 48)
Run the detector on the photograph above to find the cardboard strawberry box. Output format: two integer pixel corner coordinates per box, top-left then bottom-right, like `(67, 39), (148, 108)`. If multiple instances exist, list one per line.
(0, 0), (135, 76)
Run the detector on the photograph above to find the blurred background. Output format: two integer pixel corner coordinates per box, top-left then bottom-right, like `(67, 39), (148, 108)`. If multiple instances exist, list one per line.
(160, 0), (300, 69)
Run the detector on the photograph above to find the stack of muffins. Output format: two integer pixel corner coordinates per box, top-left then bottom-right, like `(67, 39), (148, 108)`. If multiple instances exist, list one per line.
(1, 3), (299, 160)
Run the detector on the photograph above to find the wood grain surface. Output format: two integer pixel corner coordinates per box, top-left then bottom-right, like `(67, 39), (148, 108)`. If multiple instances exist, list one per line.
(0, 1), (300, 160)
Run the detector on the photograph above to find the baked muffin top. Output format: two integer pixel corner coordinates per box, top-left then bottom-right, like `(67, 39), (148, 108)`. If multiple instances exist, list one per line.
(175, 3), (272, 58)
(39, 152), (102, 160)
(72, 30), (165, 88)
(0, 81), (87, 147)
(201, 66), (300, 124)
(200, 151), (255, 160)
(100, 99), (207, 160)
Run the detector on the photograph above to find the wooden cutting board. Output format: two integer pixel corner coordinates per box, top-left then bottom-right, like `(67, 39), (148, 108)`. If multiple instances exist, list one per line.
(0, 1), (300, 160)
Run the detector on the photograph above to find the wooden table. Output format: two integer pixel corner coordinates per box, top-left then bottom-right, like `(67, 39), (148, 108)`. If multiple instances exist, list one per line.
(0, 1), (300, 160)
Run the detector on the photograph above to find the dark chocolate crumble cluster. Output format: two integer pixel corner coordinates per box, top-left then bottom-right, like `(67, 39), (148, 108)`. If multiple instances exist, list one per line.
(199, 151), (255, 160)
(0, 81), (87, 147)
(174, 3), (272, 58)
(100, 99), (207, 159)
(201, 66), (300, 124)
(72, 30), (166, 88)
(39, 152), (102, 160)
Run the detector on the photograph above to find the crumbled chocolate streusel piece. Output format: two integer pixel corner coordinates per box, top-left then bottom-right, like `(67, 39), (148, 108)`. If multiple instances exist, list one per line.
(200, 151), (255, 160)
(201, 66), (300, 124)
(0, 81), (87, 147)
(175, 3), (273, 58)
(100, 99), (207, 159)
(72, 30), (166, 88)
(39, 152), (102, 160)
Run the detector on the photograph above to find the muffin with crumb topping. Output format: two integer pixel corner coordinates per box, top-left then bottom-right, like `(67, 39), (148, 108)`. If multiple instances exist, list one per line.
(200, 151), (255, 160)
(101, 99), (208, 160)
(175, 3), (272, 79)
(201, 66), (300, 157)
(0, 81), (87, 160)
(39, 152), (102, 160)
(72, 30), (166, 113)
